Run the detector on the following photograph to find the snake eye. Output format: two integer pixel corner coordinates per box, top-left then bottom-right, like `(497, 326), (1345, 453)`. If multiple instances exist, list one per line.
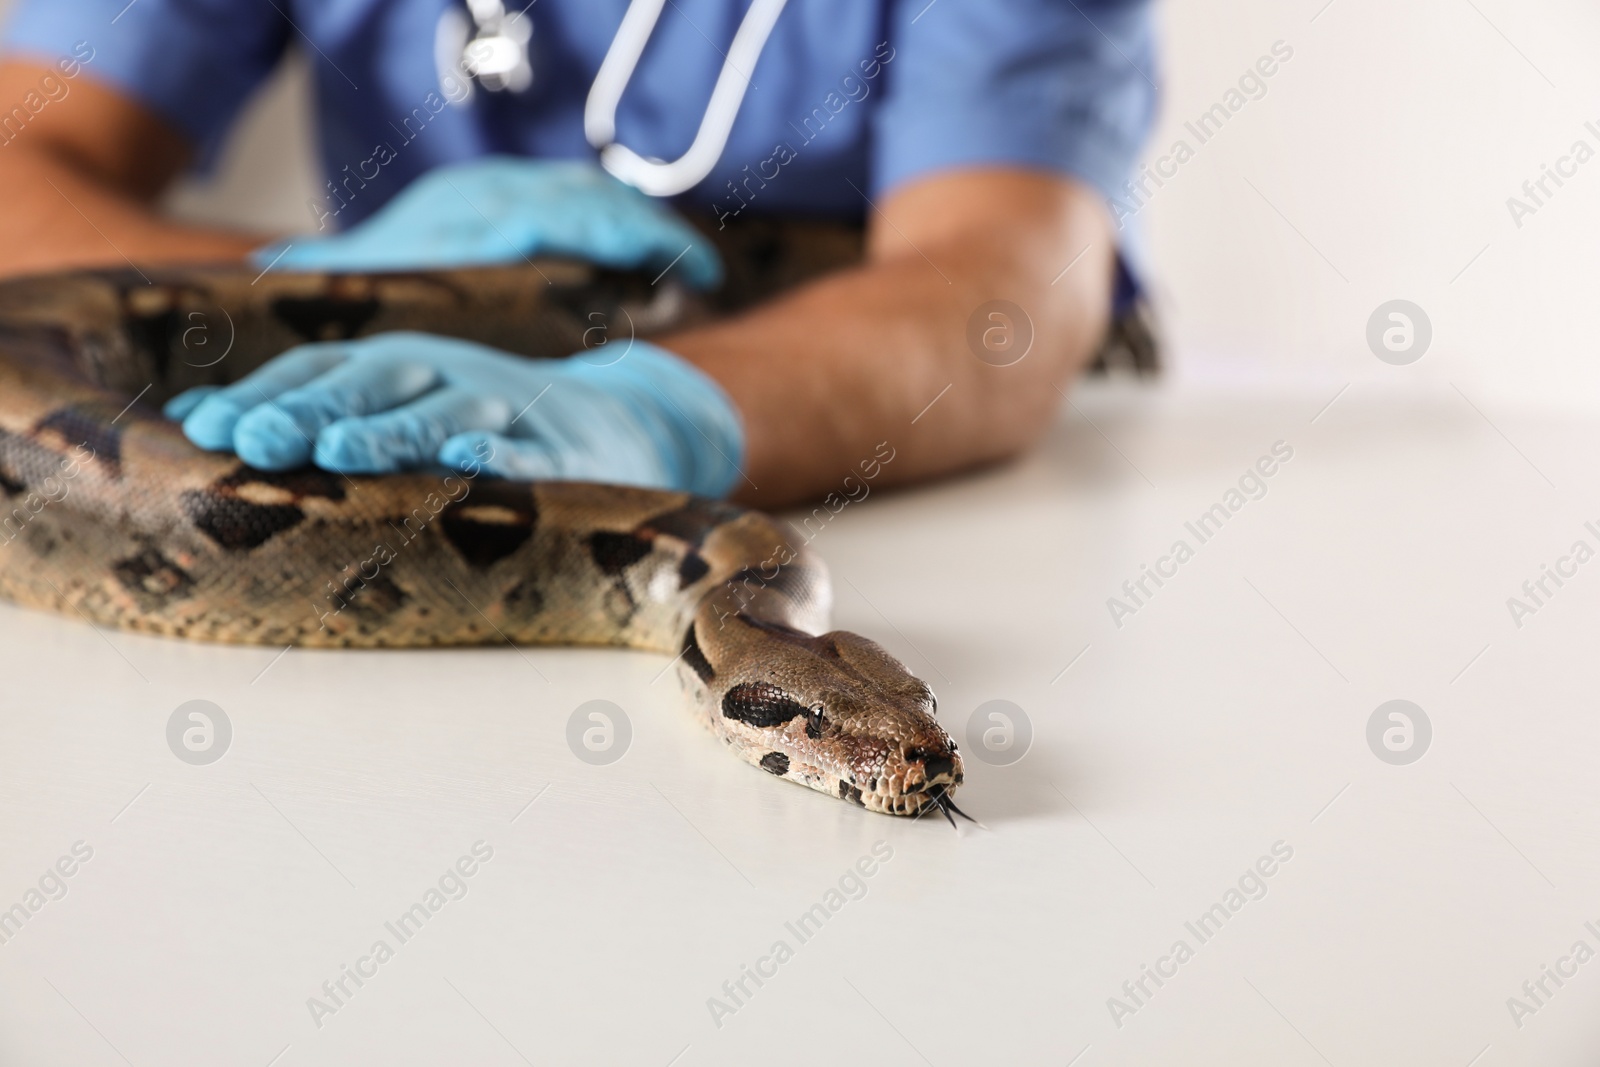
(806, 703), (825, 739)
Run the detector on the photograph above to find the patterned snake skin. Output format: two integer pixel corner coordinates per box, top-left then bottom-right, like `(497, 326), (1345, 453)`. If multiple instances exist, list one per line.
(0, 221), (969, 821)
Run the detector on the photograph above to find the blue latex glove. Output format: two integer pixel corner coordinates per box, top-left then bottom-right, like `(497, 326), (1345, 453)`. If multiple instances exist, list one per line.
(162, 334), (745, 497)
(253, 157), (722, 290)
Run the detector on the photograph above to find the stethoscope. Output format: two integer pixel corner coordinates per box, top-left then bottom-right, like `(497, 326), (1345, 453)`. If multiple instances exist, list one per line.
(440, 0), (788, 197)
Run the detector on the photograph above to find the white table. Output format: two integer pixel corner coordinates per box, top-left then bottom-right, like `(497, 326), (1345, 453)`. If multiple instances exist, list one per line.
(2, 377), (1596, 1066)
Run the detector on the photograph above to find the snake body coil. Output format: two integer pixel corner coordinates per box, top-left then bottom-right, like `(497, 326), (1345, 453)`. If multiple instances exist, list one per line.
(0, 248), (964, 819)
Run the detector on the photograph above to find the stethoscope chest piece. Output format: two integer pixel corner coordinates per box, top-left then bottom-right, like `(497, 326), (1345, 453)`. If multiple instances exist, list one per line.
(438, 0), (533, 99)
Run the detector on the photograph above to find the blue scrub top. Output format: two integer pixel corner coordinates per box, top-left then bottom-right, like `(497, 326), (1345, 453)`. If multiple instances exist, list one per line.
(2, 0), (1156, 252)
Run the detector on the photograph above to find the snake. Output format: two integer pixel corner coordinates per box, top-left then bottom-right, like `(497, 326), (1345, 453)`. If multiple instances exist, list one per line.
(0, 220), (972, 823)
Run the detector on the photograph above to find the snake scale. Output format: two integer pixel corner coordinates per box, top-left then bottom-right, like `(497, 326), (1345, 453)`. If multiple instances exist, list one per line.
(0, 220), (968, 821)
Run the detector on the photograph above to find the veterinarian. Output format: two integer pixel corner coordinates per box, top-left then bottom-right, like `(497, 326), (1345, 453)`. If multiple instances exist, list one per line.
(0, 0), (1156, 507)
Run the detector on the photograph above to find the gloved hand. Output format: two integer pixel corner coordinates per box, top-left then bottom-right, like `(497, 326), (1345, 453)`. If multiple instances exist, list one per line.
(253, 156), (722, 289)
(162, 333), (745, 498)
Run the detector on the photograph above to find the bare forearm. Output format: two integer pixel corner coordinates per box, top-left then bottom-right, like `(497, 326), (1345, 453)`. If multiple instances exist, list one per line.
(0, 61), (258, 279)
(668, 171), (1115, 508)
(0, 145), (258, 278)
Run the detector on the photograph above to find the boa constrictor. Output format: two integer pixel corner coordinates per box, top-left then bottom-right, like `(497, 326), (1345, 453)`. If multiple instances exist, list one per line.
(0, 221), (968, 822)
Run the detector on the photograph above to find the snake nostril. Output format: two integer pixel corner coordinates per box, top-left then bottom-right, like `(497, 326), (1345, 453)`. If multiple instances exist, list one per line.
(912, 751), (954, 781)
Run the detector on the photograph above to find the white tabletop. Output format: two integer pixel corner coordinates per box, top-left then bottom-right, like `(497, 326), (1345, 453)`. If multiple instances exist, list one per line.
(2, 375), (1595, 1066)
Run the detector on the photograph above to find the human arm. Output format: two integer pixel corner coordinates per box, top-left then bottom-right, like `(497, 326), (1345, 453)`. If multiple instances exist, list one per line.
(0, 59), (261, 277)
(168, 167), (1110, 508)
(669, 166), (1114, 509)
(676, 0), (1152, 506)
(0, 59), (720, 285)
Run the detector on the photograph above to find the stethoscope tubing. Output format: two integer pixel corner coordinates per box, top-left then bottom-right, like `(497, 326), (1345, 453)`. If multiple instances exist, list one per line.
(583, 0), (790, 196)
(455, 0), (789, 197)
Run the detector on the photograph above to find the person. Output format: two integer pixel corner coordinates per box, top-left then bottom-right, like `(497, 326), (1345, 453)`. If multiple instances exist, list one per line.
(0, 0), (1156, 508)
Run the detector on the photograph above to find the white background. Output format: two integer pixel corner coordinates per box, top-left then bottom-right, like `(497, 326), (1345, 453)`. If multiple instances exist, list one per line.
(3, 1), (1600, 1065)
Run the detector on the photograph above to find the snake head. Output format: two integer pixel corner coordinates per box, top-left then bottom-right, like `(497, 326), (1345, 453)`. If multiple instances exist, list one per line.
(703, 616), (966, 820)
